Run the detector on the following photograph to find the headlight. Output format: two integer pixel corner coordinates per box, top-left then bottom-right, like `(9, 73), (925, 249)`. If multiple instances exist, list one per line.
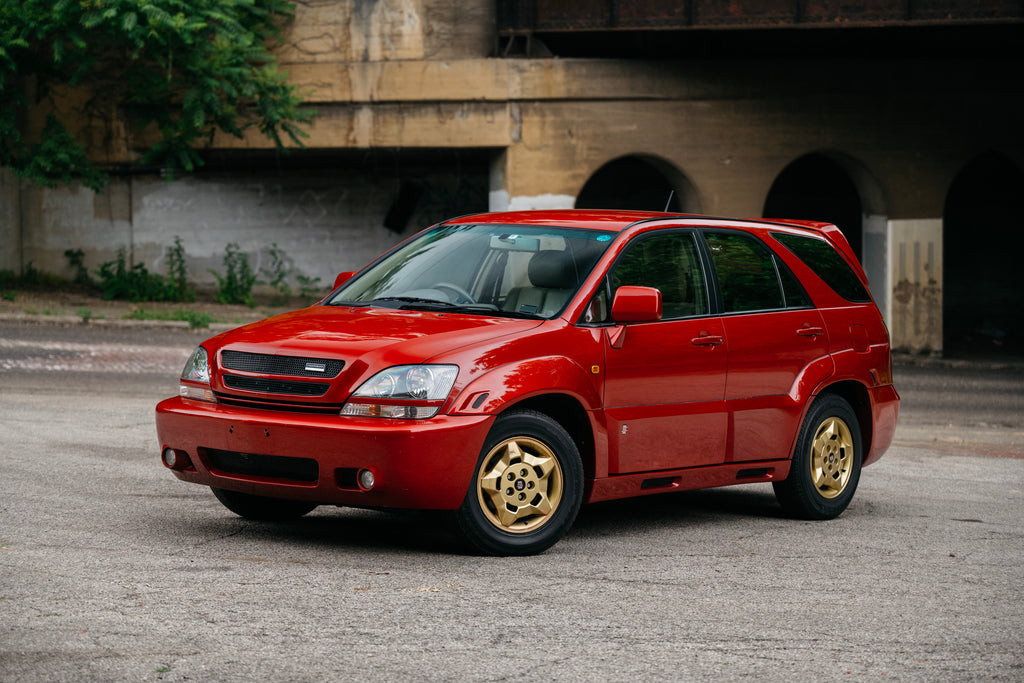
(179, 346), (215, 403)
(341, 364), (458, 419)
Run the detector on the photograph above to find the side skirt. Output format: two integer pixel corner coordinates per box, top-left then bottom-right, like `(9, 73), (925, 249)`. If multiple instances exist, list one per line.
(586, 459), (792, 504)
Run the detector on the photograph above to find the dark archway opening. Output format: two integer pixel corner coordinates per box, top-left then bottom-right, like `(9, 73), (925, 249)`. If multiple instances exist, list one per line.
(943, 152), (1024, 358)
(763, 154), (863, 262)
(576, 157), (683, 212)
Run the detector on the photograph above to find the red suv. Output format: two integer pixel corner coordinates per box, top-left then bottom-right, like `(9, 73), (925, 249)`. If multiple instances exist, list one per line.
(156, 210), (899, 555)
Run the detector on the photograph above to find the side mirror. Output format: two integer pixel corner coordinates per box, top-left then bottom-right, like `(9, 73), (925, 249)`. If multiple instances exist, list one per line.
(333, 271), (356, 289)
(611, 286), (662, 323)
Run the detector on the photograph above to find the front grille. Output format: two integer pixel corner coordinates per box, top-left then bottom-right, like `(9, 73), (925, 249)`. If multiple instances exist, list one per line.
(223, 374), (329, 396)
(214, 392), (344, 414)
(202, 448), (318, 483)
(221, 350), (344, 378)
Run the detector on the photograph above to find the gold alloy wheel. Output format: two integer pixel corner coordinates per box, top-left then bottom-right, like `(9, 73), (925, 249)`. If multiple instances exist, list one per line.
(476, 437), (564, 534)
(809, 416), (855, 499)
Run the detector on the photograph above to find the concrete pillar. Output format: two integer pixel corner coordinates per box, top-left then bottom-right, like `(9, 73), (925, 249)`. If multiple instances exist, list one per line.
(862, 213), (890, 324)
(0, 169), (20, 274)
(889, 218), (943, 354)
(488, 145), (575, 211)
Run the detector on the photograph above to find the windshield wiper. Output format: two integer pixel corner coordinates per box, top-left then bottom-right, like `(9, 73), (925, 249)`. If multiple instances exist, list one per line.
(343, 296), (466, 312)
(330, 297), (545, 319)
(482, 308), (545, 320)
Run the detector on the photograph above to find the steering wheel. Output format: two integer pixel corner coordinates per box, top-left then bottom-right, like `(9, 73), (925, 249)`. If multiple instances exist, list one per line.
(434, 282), (475, 304)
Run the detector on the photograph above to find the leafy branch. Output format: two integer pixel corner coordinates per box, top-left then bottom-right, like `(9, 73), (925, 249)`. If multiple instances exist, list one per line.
(0, 0), (313, 190)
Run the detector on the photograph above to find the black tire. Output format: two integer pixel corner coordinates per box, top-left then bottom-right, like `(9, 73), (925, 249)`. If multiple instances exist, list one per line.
(210, 487), (318, 521)
(455, 410), (584, 556)
(773, 394), (863, 520)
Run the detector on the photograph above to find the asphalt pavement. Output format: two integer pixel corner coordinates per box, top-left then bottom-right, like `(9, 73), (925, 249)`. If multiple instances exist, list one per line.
(0, 320), (1021, 681)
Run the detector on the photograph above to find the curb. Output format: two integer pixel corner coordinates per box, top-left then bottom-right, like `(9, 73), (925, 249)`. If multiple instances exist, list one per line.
(0, 313), (241, 333)
(891, 352), (1024, 372)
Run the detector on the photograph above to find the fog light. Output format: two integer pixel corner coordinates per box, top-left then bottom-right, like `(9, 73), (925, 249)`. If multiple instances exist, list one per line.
(358, 468), (376, 490)
(162, 447), (178, 468)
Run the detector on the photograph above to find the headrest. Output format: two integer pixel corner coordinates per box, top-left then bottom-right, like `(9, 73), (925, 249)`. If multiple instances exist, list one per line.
(528, 250), (577, 289)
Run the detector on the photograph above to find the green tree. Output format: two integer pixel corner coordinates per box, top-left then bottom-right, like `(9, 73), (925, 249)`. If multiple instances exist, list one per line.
(0, 0), (311, 191)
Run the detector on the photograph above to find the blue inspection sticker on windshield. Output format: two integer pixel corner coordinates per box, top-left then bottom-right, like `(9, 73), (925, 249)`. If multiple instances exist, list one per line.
(596, 235), (612, 242)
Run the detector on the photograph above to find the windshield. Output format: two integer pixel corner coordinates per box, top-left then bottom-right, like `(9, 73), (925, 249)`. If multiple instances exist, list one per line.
(326, 224), (615, 319)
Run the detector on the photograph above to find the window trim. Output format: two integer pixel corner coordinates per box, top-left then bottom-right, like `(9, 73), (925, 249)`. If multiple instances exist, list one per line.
(698, 228), (815, 317)
(576, 227), (713, 326)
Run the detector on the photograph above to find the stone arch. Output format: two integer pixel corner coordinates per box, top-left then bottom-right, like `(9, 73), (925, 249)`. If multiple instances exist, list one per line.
(943, 151), (1024, 356)
(575, 155), (702, 213)
(763, 152), (890, 323)
(763, 152), (887, 263)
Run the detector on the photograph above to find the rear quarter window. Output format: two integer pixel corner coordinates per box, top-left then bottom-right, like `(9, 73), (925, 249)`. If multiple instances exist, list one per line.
(771, 232), (872, 303)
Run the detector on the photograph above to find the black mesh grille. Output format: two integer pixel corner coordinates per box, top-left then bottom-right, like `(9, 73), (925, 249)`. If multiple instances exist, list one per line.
(214, 393), (343, 414)
(223, 374), (329, 396)
(202, 448), (318, 483)
(220, 350), (344, 378)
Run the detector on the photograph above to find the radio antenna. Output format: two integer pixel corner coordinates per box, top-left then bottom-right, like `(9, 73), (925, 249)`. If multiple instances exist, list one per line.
(663, 190), (675, 213)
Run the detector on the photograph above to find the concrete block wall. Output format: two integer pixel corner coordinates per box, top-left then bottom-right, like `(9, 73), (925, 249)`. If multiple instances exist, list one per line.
(10, 163), (488, 291)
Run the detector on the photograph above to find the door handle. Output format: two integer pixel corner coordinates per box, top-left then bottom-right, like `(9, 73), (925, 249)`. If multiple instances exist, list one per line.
(691, 335), (724, 346)
(796, 326), (825, 337)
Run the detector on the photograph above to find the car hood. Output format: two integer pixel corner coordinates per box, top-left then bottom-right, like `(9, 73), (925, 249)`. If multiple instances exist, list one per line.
(206, 305), (543, 384)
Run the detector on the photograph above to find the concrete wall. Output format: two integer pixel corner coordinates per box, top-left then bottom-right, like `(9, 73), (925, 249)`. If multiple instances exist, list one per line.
(277, 0), (494, 64)
(15, 162), (488, 289)
(6, 1), (1023, 353)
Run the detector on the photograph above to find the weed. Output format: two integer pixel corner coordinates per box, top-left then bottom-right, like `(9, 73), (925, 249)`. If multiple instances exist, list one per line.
(260, 243), (292, 299)
(76, 308), (93, 320)
(211, 243), (257, 307)
(183, 311), (214, 329)
(64, 248), (92, 286)
(297, 274), (323, 302)
(96, 248), (168, 302)
(165, 236), (194, 302)
(1, 290), (14, 302)
(20, 263), (68, 289)
(156, 666), (172, 673)
(40, 307), (58, 316)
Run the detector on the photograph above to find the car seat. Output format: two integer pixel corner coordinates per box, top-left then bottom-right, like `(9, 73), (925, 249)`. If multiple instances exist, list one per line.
(502, 250), (578, 317)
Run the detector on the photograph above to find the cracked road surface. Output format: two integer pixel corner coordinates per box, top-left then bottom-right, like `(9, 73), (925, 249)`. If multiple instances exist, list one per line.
(1, 321), (1022, 680)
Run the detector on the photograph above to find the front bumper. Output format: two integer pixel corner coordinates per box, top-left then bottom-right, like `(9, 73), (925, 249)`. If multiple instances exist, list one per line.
(155, 396), (494, 510)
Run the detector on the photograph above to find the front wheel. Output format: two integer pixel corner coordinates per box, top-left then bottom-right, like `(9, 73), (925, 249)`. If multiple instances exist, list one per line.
(773, 394), (863, 520)
(211, 487), (319, 521)
(455, 410), (583, 556)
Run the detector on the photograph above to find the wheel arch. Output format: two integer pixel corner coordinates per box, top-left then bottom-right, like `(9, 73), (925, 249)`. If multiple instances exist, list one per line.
(501, 393), (597, 484)
(816, 380), (873, 459)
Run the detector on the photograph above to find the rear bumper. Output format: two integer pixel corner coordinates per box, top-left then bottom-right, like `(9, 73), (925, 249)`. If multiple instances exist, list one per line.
(155, 396), (494, 510)
(865, 384), (900, 466)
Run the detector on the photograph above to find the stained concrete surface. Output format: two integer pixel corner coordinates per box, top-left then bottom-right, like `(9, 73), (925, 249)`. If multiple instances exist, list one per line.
(0, 321), (1021, 681)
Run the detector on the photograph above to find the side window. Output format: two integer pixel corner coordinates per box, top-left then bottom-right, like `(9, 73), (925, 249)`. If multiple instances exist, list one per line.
(770, 232), (868, 301)
(704, 232), (785, 313)
(776, 256), (812, 308)
(610, 232), (708, 319)
(771, 232), (872, 303)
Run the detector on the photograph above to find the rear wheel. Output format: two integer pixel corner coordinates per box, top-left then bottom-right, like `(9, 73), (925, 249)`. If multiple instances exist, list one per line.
(211, 487), (318, 521)
(455, 410), (583, 556)
(773, 394), (862, 520)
